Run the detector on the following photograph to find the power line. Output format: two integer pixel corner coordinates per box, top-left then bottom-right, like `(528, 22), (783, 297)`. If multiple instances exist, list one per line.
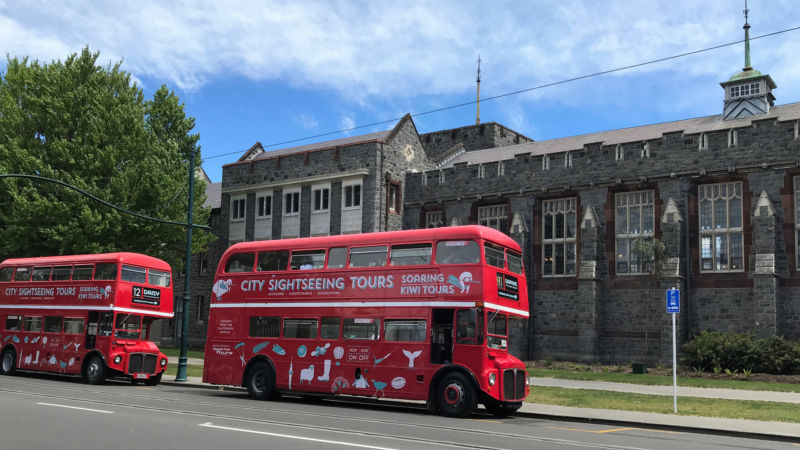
(204, 25), (800, 161)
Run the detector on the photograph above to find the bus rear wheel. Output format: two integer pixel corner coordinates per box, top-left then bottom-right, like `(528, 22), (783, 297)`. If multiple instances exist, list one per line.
(437, 372), (476, 418)
(0, 348), (16, 375)
(83, 356), (107, 385)
(246, 361), (276, 400)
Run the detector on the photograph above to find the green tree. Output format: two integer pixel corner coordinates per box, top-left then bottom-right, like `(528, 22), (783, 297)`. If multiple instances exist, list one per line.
(0, 48), (213, 267)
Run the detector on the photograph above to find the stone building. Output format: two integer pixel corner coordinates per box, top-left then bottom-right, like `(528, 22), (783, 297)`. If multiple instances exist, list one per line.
(203, 18), (800, 362)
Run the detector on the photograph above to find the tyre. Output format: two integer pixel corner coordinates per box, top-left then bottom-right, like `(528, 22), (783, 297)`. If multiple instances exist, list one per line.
(246, 361), (275, 400)
(484, 398), (521, 417)
(144, 372), (163, 386)
(83, 355), (107, 385)
(0, 348), (16, 375)
(437, 372), (476, 418)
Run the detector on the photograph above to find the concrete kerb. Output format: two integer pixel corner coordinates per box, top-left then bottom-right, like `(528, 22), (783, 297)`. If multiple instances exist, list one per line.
(158, 377), (800, 442)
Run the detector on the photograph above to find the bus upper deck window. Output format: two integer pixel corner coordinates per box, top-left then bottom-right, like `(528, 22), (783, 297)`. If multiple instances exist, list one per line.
(0, 267), (13, 282)
(256, 251), (288, 271)
(72, 265), (93, 280)
(290, 250), (325, 270)
(32, 266), (52, 281)
(227, 253), (256, 273)
(121, 265), (147, 283)
(484, 243), (505, 269)
(327, 247), (347, 269)
(435, 240), (479, 264)
(51, 266), (71, 281)
(94, 263), (118, 280)
(507, 250), (524, 274)
(349, 246), (388, 268)
(13, 267), (31, 281)
(390, 244), (431, 266)
(148, 269), (171, 287)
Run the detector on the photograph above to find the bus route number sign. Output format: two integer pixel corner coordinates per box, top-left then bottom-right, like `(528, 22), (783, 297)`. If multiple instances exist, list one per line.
(132, 285), (161, 306)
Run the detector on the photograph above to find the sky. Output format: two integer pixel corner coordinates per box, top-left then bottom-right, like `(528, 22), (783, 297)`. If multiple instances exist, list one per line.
(2, 0), (799, 183)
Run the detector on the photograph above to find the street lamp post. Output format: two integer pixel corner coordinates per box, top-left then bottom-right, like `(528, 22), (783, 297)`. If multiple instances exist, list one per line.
(175, 147), (196, 382)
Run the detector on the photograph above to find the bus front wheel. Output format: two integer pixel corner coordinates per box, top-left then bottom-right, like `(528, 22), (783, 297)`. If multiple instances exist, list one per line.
(437, 372), (476, 418)
(0, 348), (16, 375)
(145, 372), (163, 386)
(83, 356), (107, 385)
(246, 361), (276, 400)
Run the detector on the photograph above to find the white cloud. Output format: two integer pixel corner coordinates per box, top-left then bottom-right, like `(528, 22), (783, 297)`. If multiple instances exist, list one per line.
(2, 0), (798, 109)
(340, 115), (355, 135)
(297, 114), (318, 130)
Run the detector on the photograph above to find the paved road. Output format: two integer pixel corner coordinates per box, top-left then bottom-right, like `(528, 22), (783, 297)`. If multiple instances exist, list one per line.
(1, 372), (796, 450)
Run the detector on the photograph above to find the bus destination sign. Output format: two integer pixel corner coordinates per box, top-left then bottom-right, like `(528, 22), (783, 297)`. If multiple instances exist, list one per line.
(132, 285), (161, 306)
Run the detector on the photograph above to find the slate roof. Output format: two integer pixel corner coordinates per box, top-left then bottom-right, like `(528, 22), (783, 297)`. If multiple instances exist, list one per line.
(444, 102), (800, 167)
(238, 130), (392, 163)
(203, 182), (222, 209)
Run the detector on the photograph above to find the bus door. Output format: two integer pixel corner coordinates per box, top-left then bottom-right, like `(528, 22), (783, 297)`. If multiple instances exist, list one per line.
(86, 311), (99, 350)
(430, 309), (454, 364)
(451, 308), (483, 365)
(86, 311), (113, 350)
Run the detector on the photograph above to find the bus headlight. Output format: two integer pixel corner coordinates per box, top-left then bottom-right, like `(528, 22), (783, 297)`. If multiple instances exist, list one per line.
(160, 358), (167, 367)
(488, 372), (496, 386)
(114, 355), (122, 364)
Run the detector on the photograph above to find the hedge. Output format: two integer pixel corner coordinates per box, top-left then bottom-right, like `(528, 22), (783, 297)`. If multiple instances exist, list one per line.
(681, 331), (800, 374)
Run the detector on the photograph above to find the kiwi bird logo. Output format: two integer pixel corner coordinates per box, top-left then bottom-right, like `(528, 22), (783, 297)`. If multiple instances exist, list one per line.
(447, 272), (479, 294)
(213, 279), (233, 300)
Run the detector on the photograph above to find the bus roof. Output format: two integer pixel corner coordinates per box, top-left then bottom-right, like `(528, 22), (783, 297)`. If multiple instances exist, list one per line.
(1, 252), (171, 271)
(225, 226), (521, 255)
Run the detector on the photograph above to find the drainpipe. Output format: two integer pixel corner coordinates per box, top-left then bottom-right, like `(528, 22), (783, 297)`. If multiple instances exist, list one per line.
(379, 143), (385, 232)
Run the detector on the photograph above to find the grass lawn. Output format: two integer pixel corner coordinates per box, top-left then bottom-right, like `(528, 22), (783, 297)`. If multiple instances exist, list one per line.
(162, 363), (204, 378)
(159, 346), (206, 360)
(527, 386), (800, 423)
(529, 367), (800, 393)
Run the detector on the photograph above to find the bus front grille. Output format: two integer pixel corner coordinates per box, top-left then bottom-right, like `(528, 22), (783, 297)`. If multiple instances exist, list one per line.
(502, 369), (526, 401)
(128, 353), (157, 374)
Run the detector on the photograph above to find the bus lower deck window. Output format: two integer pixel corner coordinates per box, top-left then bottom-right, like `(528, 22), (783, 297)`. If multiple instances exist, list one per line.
(343, 318), (380, 340)
(5, 315), (21, 331)
(320, 317), (340, 339)
(283, 319), (318, 339)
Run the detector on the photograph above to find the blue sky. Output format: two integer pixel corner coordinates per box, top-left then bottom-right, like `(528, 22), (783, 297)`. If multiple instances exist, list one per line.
(2, 0), (799, 182)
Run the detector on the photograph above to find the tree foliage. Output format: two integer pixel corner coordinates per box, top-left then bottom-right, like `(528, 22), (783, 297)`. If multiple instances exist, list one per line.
(0, 48), (213, 268)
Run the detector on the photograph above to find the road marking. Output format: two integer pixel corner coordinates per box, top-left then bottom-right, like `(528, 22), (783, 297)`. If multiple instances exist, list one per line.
(595, 427), (636, 434)
(199, 422), (397, 450)
(549, 426), (683, 436)
(37, 402), (113, 414)
(469, 419), (503, 424)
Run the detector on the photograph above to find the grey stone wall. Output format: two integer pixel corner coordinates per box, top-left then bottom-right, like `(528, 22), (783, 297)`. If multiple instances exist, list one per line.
(406, 115), (800, 362)
(420, 122), (533, 160)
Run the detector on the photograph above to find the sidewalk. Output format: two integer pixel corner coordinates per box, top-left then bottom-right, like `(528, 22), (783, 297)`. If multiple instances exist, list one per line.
(160, 374), (800, 440)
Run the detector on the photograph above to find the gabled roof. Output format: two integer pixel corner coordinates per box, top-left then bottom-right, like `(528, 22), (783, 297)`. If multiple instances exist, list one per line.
(203, 182), (221, 209)
(228, 114), (418, 167)
(443, 102), (800, 167)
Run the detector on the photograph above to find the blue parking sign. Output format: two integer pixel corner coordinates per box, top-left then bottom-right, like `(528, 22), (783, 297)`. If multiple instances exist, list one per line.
(666, 288), (680, 313)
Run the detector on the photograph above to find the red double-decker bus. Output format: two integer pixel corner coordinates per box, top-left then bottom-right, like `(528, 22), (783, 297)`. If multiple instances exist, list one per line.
(203, 225), (529, 417)
(0, 253), (173, 385)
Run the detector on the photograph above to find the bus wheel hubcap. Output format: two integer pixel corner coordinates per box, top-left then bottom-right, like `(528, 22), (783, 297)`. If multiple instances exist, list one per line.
(444, 383), (463, 406)
(2, 354), (10, 371)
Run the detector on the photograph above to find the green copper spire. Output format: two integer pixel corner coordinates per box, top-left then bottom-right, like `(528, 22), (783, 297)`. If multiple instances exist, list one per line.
(743, 1), (751, 70)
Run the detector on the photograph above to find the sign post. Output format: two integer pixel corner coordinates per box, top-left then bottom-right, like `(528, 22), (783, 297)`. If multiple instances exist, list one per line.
(666, 287), (680, 413)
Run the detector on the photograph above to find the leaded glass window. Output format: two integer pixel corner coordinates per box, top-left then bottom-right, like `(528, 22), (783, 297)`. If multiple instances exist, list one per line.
(542, 198), (576, 277)
(615, 191), (655, 274)
(699, 182), (743, 272)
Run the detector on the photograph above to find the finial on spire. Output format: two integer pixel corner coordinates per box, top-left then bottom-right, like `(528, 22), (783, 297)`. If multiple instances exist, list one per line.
(475, 55), (481, 125)
(743, 0), (751, 70)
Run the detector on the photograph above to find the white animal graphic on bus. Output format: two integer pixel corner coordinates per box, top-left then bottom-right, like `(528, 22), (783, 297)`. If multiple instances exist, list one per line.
(299, 365), (314, 384)
(212, 279), (233, 300)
